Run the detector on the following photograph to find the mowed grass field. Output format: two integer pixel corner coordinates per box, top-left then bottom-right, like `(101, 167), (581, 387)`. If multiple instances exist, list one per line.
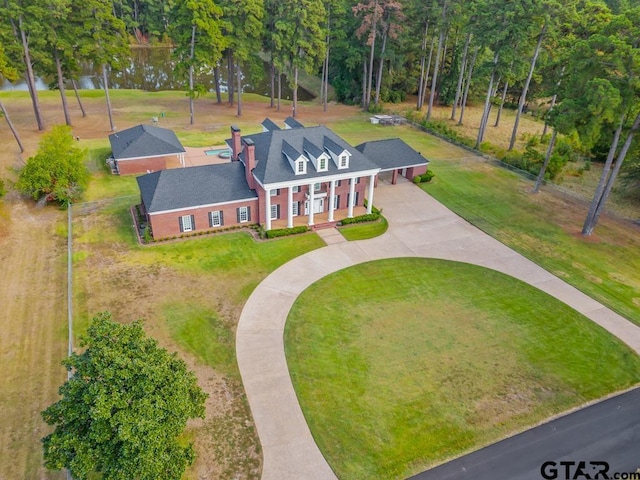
(285, 259), (640, 479)
(1, 87), (639, 478)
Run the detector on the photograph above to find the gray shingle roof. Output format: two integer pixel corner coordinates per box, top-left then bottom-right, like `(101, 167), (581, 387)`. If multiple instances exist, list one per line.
(284, 116), (305, 129)
(250, 126), (379, 184)
(355, 138), (430, 171)
(137, 162), (257, 213)
(302, 137), (323, 158)
(261, 118), (281, 131)
(282, 140), (302, 161)
(109, 124), (185, 160)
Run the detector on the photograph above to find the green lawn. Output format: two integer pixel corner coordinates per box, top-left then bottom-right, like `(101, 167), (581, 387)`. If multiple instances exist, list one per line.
(321, 123), (640, 328)
(285, 258), (640, 480)
(419, 159), (640, 326)
(339, 217), (388, 241)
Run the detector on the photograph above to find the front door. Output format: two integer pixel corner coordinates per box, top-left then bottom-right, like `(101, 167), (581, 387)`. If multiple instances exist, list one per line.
(304, 198), (324, 215)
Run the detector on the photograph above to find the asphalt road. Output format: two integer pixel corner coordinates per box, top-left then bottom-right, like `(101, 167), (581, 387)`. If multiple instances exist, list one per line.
(409, 388), (640, 480)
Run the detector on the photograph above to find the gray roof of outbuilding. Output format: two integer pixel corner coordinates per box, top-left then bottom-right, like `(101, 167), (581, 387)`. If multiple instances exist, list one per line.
(247, 126), (379, 185)
(355, 138), (430, 171)
(109, 124), (185, 160)
(137, 162), (256, 213)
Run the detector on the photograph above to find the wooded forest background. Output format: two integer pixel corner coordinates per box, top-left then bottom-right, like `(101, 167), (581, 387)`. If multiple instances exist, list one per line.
(1, 0), (639, 234)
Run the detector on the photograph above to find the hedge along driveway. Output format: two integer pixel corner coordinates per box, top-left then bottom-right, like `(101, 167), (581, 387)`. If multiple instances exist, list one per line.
(235, 180), (640, 480)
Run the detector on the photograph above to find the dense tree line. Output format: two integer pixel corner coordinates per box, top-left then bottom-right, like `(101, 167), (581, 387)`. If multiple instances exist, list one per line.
(0, 0), (638, 233)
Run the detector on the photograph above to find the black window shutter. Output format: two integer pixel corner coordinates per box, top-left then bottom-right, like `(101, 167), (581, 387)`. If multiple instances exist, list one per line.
(208, 211), (213, 228)
(346, 194), (349, 208)
(247, 206), (251, 221)
(179, 216), (184, 232)
(191, 215), (196, 230)
(276, 204), (280, 219)
(354, 192), (359, 206)
(220, 211), (224, 226)
(236, 208), (241, 223)
(336, 195), (340, 209)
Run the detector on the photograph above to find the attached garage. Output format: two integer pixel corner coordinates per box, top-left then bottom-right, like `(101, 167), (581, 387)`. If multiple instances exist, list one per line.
(356, 138), (429, 184)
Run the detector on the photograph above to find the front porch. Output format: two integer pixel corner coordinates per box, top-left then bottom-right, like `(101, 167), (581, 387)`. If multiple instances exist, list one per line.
(270, 205), (368, 230)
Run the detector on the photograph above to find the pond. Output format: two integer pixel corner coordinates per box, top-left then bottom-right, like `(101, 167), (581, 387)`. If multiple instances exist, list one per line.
(0, 47), (315, 101)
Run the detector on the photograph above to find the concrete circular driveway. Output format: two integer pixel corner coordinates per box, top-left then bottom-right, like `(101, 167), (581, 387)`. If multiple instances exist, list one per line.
(236, 180), (640, 480)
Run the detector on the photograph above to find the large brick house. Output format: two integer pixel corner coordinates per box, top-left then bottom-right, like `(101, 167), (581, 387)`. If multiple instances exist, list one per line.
(136, 118), (428, 239)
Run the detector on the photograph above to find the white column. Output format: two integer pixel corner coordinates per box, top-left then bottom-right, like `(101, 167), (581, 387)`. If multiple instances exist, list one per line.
(308, 183), (315, 226)
(347, 177), (356, 218)
(265, 189), (272, 231)
(328, 180), (335, 222)
(287, 186), (294, 228)
(367, 174), (375, 214)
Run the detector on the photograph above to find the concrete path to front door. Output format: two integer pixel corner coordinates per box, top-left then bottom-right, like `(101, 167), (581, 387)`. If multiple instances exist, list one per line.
(236, 180), (640, 480)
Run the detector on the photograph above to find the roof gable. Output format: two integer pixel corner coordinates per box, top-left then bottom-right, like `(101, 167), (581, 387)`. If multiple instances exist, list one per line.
(261, 118), (281, 132)
(284, 116), (304, 129)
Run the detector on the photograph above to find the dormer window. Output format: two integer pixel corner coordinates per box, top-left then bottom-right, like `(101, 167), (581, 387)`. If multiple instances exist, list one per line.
(296, 159), (306, 174)
(319, 157), (326, 171)
(339, 154), (348, 168)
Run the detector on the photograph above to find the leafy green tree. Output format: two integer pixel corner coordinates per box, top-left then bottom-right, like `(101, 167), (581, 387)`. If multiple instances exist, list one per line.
(0, 41), (23, 152)
(73, 0), (129, 132)
(220, 0), (264, 116)
(0, 0), (49, 130)
(41, 312), (207, 480)
(168, 0), (226, 124)
(16, 125), (88, 206)
(272, 0), (326, 117)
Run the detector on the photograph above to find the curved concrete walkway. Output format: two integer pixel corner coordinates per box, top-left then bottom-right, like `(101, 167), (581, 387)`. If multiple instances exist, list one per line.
(236, 180), (640, 480)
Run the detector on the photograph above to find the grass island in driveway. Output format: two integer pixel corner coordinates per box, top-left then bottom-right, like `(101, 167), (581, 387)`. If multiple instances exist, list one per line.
(285, 258), (640, 480)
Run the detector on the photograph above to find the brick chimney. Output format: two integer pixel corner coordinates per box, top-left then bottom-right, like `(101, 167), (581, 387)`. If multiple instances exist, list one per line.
(243, 138), (256, 190)
(231, 125), (242, 161)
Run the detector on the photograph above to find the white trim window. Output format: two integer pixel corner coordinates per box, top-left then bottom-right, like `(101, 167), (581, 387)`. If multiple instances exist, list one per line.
(339, 154), (348, 168)
(292, 201), (299, 216)
(318, 156), (327, 171)
(209, 210), (223, 227)
(292, 185), (300, 193)
(333, 195), (340, 210)
(180, 214), (195, 232)
(270, 204), (280, 220)
(270, 188), (280, 196)
(314, 182), (322, 192)
(237, 206), (250, 223)
(296, 159), (306, 174)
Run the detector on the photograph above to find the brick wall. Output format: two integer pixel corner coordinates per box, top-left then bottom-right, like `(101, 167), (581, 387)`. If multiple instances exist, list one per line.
(149, 199), (259, 239)
(406, 165), (428, 179)
(117, 156), (169, 175)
